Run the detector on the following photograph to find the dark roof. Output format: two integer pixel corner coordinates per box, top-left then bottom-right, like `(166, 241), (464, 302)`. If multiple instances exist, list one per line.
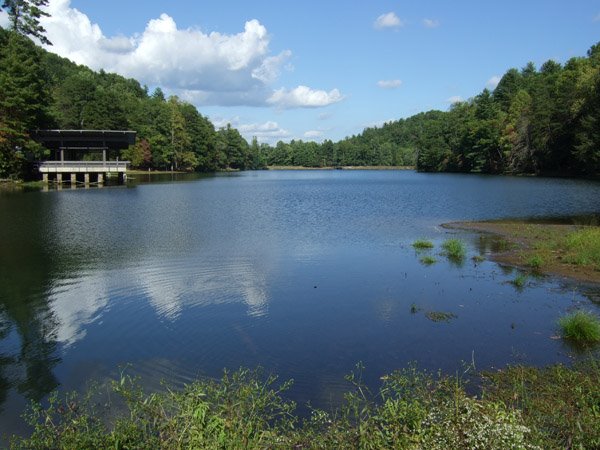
(32, 130), (136, 150)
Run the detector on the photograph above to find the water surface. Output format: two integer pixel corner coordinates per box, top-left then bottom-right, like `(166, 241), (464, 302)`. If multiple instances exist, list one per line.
(1, 170), (599, 438)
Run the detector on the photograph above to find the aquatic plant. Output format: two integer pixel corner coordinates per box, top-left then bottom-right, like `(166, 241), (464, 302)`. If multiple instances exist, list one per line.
(425, 311), (457, 323)
(412, 239), (434, 249)
(441, 238), (466, 260)
(410, 303), (421, 314)
(472, 255), (485, 263)
(511, 274), (527, 289)
(420, 255), (437, 265)
(558, 311), (600, 345)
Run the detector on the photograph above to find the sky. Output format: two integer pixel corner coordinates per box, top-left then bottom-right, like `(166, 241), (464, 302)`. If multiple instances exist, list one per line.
(1, 1), (599, 144)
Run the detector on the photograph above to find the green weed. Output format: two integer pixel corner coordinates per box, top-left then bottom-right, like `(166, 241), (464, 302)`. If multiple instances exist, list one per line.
(412, 239), (434, 249)
(425, 311), (457, 323)
(558, 310), (600, 345)
(442, 238), (466, 260)
(420, 255), (437, 265)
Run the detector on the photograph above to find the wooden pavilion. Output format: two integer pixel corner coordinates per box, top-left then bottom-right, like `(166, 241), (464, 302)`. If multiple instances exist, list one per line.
(32, 129), (136, 185)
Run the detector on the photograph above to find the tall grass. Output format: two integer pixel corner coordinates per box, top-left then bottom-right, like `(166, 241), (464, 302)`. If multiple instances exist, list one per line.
(11, 362), (600, 449)
(558, 310), (600, 345)
(563, 227), (600, 269)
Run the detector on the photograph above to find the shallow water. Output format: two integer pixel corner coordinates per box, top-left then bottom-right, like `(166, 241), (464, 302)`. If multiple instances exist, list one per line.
(1, 170), (599, 438)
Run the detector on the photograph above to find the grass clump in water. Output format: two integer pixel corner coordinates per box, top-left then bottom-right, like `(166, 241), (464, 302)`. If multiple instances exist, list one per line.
(511, 274), (527, 289)
(441, 238), (466, 260)
(412, 239), (434, 250)
(425, 311), (457, 323)
(420, 255), (437, 265)
(558, 310), (600, 345)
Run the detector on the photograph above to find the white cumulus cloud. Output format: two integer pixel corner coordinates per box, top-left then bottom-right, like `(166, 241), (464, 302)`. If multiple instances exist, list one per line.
(304, 130), (324, 139)
(422, 18), (440, 28)
(446, 95), (463, 104)
(0, 9), (9, 27)
(35, 0), (340, 109)
(377, 79), (402, 89)
(237, 121), (291, 143)
(267, 86), (344, 108)
(374, 12), (404, 30)
(486, 75), (501, 89)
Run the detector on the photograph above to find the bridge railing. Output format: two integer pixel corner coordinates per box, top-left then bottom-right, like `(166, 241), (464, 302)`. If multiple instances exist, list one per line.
(38, 161), (130, 173)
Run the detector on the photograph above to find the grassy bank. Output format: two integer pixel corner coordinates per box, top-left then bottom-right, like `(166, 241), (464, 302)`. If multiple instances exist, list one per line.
(444, 221), (600, 284)
(9, 360), (600, 449)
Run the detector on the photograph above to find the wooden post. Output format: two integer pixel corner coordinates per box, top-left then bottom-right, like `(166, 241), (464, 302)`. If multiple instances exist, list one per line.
(70, 173), (77, 185)
(84, 173), (90, 185)
(97, 173), (104, 185)
(42, 173), (48, 184)
(56, 173), (62, 184)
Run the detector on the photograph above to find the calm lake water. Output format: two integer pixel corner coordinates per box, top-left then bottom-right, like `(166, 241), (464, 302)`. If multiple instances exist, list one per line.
(1, 170), (600, 438)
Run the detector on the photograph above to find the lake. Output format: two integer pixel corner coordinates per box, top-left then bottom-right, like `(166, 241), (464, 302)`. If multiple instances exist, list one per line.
(1, 170), (599, 439)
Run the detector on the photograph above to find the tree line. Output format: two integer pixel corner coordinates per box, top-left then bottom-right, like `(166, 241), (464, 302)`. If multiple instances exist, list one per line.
(260, 42), (600, 177)
(0, 27), (263, 179)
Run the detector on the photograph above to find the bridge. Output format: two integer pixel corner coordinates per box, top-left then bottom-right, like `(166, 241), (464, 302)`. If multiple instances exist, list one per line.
(32, 129), (136, 186)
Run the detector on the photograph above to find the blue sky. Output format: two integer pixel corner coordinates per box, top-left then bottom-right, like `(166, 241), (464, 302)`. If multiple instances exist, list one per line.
(3, 1), (599, 143)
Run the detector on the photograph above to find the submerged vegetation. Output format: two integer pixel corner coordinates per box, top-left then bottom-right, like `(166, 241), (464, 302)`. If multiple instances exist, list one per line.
(558, 311), (600, 345)
(425, 311), (458, 323)
(10, 361), (600, 449)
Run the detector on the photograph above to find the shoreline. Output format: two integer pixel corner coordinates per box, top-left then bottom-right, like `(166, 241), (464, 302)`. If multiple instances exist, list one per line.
(443, 220), (600, 284)
(266, 165), (415, 170)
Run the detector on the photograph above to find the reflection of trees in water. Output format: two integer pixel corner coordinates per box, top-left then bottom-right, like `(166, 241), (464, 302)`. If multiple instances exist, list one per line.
(0, 193), (62, 411)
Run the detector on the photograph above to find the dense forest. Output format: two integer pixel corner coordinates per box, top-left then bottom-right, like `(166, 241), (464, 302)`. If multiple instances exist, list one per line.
(1, 1), (599, 179)
(0, 26), (263, 179)
(261, 43), (600, 177)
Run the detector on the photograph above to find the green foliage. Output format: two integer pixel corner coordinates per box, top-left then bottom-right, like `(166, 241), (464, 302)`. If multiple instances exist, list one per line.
(511, 274), (527, 289)
(526, 254), (544, 269)
(1, 0), (51, 44)
(563, 227), (600, 269)
(558, 311), (600, 345)
(412, 239), (434, 249)
(11, 365), (547, 449)
(483, 360), (600, 448)
(441, 238), (466, 260)
(420, 255), (437, 265)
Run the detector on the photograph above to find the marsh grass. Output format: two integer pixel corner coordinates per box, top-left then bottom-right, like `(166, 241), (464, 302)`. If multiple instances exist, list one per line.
(563, 227), (600, 269)
(412, 239), (434, 250)
(420, 255), (437, 265)
(558, 310), (600, 345)
(472, 255), (485, 263)
(526, 255), (544, 269)
(511, 274), (527, 289)
(441, 238), (466, 260)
